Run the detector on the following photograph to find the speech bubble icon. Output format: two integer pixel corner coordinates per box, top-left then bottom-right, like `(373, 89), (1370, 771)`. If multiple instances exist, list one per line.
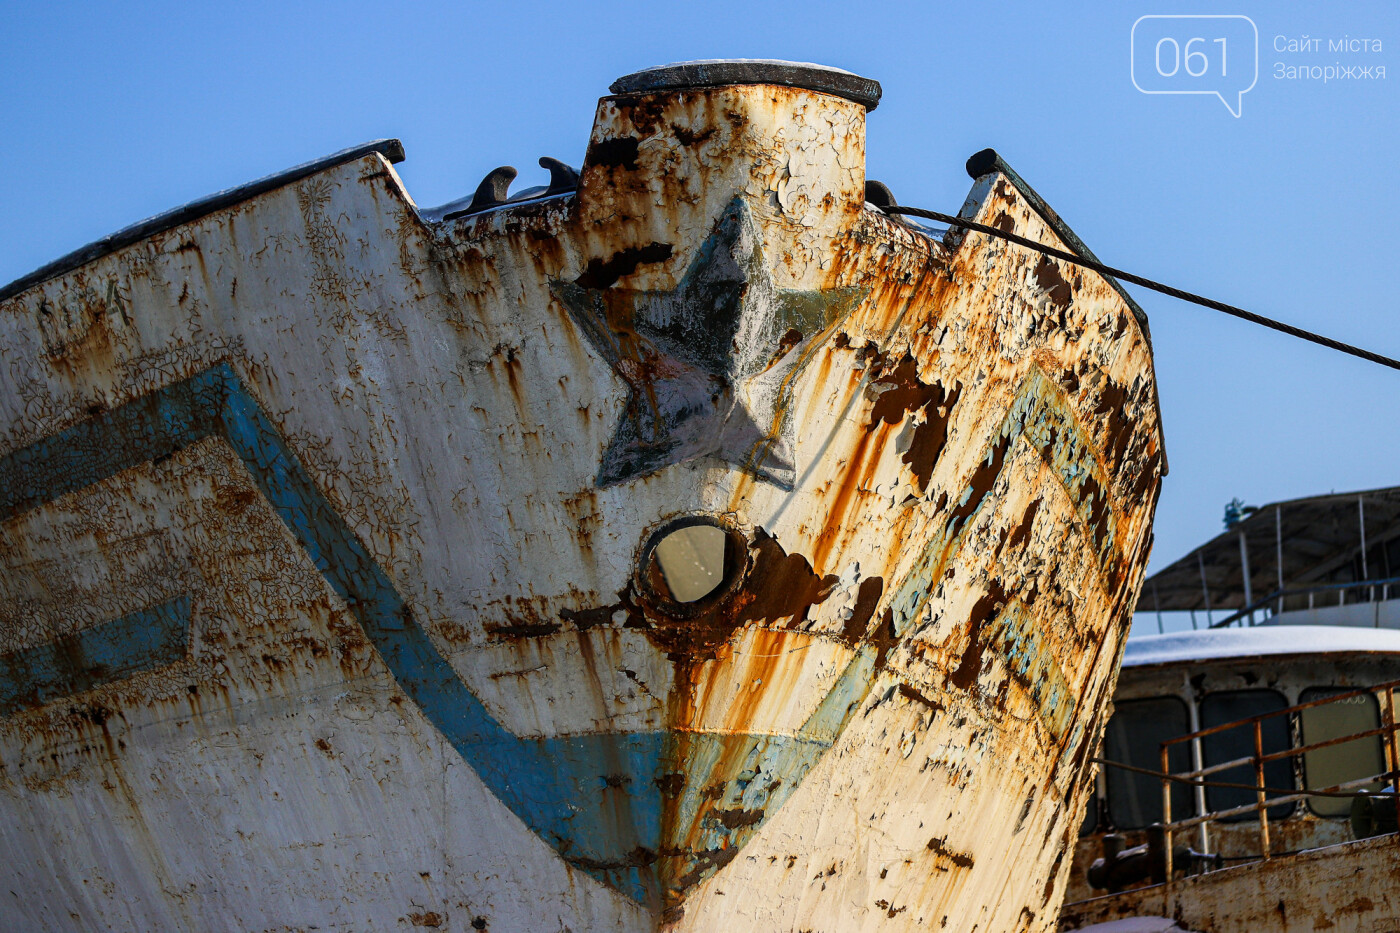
(1131, 15), (1258, 117)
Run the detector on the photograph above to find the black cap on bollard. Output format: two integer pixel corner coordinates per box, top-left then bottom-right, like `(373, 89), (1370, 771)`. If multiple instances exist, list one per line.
(610, 59), (882, 110)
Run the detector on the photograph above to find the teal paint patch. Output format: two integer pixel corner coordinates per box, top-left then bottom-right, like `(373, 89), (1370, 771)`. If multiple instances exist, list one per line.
(890, 366), (1119, 635)
(0, 365), (884, 909)
(661, 646), (878, 894)
(1014, 370), (1119, 575)
(981, 601), (1072, 740)
(883, 367), (1117, 744)
(0, 596), (190, 716)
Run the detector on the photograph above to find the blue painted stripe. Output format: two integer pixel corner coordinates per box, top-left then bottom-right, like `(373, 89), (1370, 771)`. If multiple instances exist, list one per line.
(0, 366), (665, 903)
(0, 365), (887, 908)
(0, 383), (219, 521)
(0, 597), (190, 715)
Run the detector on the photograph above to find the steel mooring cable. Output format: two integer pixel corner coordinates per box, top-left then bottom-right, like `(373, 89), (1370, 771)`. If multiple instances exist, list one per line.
(883, 205), (1400, 373)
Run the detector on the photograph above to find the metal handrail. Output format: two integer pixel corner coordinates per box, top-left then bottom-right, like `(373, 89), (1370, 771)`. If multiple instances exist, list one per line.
(1158, 680), (1400, 881)
(1159, 767), (1388, 829)
(1176, 755), (1254, 780)
(1210, 574), (1400, 629)
(1161, 680), (1397, 742)
(1257, 724), (1396, 765)
(1163, 773), (1390, 832)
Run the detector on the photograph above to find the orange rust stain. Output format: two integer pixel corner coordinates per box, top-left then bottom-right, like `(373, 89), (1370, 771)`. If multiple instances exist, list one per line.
(810, 419), (891, 573)
(725, 469), (755, 515)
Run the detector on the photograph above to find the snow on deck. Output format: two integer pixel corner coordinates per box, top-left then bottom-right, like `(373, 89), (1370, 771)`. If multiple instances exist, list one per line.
(1123, 624), (1400, 669)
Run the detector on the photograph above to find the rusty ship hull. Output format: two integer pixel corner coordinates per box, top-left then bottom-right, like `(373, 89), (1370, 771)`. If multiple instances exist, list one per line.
(0, 62), (1164, 931)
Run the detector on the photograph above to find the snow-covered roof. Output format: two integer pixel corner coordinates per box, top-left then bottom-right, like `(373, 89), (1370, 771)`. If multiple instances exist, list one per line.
(1123, 624), (1400, 669)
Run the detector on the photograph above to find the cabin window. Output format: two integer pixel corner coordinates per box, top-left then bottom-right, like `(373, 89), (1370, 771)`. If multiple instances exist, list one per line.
(1300, 687), (1386, 818)
(1199, 689), (1295, 821)
(1104, 696), (1194, 829)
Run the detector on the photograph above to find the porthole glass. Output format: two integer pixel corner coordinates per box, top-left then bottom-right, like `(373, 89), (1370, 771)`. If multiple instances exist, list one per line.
(640, 518), (745, 611)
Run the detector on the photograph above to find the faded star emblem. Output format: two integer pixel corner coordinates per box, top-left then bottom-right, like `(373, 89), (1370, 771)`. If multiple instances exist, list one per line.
(552, 199), (867, 488)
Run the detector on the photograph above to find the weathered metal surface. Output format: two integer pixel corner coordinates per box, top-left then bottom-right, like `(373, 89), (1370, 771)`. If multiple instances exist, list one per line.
(0, 63), (1162, 931)
(0, 139), (407, 304)
(1060, 833), (1400, 932)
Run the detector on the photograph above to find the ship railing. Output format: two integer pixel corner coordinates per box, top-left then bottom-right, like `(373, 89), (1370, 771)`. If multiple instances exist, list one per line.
(1157, 678), (1400, 881)
(1209, 574), (1400, 628)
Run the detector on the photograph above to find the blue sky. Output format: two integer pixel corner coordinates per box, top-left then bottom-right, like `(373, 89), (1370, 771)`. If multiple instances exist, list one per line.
(3, 2), (1396, 634)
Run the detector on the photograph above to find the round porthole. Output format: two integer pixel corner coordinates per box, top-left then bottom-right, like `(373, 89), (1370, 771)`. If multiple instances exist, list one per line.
(638, 516), (747, 615)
